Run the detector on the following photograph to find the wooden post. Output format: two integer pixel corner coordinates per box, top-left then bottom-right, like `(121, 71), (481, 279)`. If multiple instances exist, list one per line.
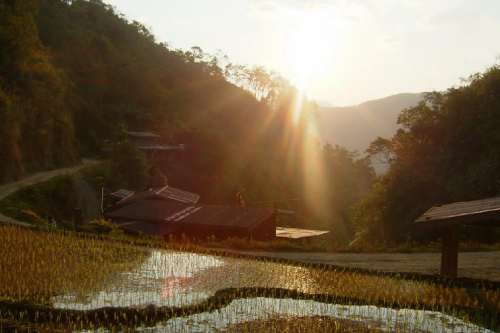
(74, 207), (82, 229)
(441, 225), (460, 278)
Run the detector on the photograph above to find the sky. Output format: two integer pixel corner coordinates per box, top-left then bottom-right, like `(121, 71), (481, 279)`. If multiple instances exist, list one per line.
(104, 0), (500, 107)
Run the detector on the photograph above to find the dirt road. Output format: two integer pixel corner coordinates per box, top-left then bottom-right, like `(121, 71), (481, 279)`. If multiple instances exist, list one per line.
(0, 159), (100, 226)
(212, 249), (500, 282)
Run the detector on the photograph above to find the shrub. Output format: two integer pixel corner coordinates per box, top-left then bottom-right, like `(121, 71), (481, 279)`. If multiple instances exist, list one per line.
(87, 218), (123, 235)
(19, 209), (50, 227)
(80, 162), (113, 190)
(0, 175), (75, 225)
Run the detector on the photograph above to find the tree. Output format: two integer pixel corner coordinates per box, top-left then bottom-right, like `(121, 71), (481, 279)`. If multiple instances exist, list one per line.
(0, 0), (75, 182)
(351, 63), (500, 244)
(109, 125), (150, 191)
(311, 144), (375, 243)
(366, 137), (395, 168)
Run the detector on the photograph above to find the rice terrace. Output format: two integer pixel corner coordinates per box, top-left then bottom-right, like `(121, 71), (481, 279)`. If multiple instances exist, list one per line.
(2, 0), (500, 332)
(0, 223), (498, 332)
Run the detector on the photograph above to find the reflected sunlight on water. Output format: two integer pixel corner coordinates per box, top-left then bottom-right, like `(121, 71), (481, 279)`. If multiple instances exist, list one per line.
(155, 298), (494, 333)
(56, 249), (494, 333)
(53, 250), (224, 309)
(54, 249), (478, 311)
(79, 298), (493, 333)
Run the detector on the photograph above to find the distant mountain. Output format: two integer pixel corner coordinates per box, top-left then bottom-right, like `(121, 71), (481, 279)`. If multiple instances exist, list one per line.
(314, 100), (335, 108)
(314, 93), (423, 154)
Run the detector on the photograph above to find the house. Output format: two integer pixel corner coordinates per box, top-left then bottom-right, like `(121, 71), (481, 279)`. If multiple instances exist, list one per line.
(105, 199), (277, 241)
(105, 188), (328, 242)
(102, 131), (184, 160)
(126, 132), (185, 155)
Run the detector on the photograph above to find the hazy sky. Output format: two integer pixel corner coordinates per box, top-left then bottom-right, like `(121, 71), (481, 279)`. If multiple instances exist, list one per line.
(104, 0), (500, 106)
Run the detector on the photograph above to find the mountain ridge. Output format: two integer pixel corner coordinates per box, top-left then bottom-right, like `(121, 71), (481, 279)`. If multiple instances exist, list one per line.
(314, 92), (423, 154)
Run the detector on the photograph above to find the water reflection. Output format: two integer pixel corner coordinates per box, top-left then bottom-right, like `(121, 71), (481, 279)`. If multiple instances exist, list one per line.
(53, 249), (478, 312)
(54, 250), (476, 310)
(57, 249), (494, 333)
(142, 298), (494, 333)
(53, 250), (224, 309)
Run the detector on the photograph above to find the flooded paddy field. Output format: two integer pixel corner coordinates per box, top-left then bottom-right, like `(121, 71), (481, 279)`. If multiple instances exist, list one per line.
(0, 225), (499, 332)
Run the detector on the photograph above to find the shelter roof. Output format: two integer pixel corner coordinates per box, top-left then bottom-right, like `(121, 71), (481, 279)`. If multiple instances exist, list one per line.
(276, 227), (329, 239)
(276, 209), (296, 216)
(135, 145), (184, 150)
(415, 196), (500, 229)
(106, 200), (275, 229)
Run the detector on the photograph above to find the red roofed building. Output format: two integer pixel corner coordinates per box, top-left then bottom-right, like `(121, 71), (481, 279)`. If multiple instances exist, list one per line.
(105, 200), (276, 241)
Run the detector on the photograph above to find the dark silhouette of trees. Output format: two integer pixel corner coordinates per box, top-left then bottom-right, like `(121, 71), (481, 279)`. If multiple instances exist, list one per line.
(6, 0), (477, 247)
(352, 64), (500, 244)
(0, 0), (75, 182)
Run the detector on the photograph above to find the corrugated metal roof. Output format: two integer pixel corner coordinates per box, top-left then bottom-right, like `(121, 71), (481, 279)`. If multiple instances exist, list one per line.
(190, 205), (271, 228)
(128, 138), (168, 151)
(109, 189), (135, 200)
(126, 132), (161, 138)
(276, 209), (295, 216)
(156, 186), (200, 203)
(415, 196), (500, 229)
(114, 220), (181, 236)
(123, 133), (185, 151)
(116, 188), (156, 206)
(276, 227), (329, 239)
(106, 200), (274, 229)
(108, 200), (185, 222)
(117, 186), (200, 206)
(136, 145), (184, 150)
(136, 144), (169, 150)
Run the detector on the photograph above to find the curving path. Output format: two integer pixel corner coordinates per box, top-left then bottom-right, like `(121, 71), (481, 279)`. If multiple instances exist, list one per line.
(0, 159), (100, 226)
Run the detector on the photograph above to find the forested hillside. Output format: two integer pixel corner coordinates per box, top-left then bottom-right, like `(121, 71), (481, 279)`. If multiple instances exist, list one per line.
(0, 0), (76, 182)
(352, 66), (500, 244)
(0, 0), (375, 243)
(6, 0), (497, 246)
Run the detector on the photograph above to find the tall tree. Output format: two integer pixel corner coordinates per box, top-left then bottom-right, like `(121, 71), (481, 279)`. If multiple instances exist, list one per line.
(0, 0), (75, 182)
(353, 64), (500, 243)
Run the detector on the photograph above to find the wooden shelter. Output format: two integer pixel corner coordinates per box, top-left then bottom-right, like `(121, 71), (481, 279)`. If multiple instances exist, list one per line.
(415, 196), (500, 278)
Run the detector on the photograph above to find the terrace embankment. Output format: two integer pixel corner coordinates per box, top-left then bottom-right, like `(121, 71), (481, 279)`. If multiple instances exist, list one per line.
(207, 249), (500, 282)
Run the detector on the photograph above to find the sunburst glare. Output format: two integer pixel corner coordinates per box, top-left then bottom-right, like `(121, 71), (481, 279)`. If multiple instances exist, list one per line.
(289, 90), (329, 222)
(285, 9), (333, 91)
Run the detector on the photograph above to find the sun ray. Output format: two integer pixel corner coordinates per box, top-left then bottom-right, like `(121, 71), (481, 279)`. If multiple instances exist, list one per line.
(284, 9), (334, 93)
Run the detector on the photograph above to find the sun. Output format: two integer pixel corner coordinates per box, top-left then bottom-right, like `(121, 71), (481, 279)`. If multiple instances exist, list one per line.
(284, 10), (333, 123)
(284, 11), (333, 91)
